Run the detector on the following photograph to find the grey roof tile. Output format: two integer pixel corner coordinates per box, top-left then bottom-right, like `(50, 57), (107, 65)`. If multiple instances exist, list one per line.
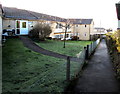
(3, 7), (66, 22)
(3, 7), (37, 20)
(3, 6), (92, 24)
(69, 19), (93, 24)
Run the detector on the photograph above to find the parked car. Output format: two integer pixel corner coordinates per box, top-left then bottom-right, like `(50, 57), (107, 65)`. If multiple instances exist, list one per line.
(61, 37), (72, 40)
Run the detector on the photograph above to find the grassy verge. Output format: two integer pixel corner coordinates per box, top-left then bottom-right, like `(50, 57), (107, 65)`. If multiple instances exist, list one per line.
(2, 38), (68, 93)
(36, 40), (92, 57)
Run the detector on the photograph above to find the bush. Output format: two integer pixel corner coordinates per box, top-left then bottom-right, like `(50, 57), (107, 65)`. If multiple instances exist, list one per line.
(106, 30), (120, 52)
(106, 30), (120, 80)
(29, 23), (52, 41)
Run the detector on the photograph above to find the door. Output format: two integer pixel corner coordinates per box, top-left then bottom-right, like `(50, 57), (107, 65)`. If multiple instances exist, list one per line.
(16, 20), (28, 35)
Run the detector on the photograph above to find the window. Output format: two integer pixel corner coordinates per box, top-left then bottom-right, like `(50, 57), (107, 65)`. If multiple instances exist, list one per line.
(22, 22), (26, 28)
(16, 21), (20, 28)
(60, 35), (63, 38)
(59, 25), (62, 29)
(55, 35), (59, 38)
(85, 25), (87, 28)
(85, 33), (86, 36)
(66, 34), (69, 38)
(56, 24), (62, 29)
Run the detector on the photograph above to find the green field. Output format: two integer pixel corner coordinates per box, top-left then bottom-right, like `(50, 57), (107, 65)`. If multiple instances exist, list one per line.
(2, 38), (92, 93)
(36, 40), (92, 57)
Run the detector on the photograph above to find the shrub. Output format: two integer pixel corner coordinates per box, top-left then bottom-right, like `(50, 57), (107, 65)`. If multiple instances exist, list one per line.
(106, 30), (120, 80)
(106, 30), (120, 52)
(29, 23), (52, 41)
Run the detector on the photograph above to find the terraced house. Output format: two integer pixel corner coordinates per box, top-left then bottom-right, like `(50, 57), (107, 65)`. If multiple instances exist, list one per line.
(0, 4), (94, 41)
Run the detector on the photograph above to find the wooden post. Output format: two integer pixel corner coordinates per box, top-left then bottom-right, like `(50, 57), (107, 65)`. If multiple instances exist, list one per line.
(86, 45), (89, 59)
(66, 56), (70, 81)
(84, 47), (87, 61)
(91, 42), (93, 52)
(90, 43), (92, 55)
(93, 41), (95, 50)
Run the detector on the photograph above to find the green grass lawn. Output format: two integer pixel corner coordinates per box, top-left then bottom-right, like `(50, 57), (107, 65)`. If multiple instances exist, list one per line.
(2, 38), (68, 93)
(36, 40), (92, 57)
(2, 38), (92, 93)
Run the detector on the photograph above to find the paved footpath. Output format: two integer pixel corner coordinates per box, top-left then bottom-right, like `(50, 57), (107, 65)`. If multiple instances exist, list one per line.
(72, 39), (120, 93)
(20, 36), (79, 62)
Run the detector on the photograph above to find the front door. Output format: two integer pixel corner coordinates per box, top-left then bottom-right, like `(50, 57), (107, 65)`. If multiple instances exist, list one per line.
(16, 20), (28, 35)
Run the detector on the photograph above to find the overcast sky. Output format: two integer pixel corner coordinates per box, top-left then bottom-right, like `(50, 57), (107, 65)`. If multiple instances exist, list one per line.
(1, 0), (120, 30)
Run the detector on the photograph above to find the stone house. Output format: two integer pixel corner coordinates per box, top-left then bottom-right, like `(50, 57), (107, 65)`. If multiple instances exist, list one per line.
(69, 19), (94, 40)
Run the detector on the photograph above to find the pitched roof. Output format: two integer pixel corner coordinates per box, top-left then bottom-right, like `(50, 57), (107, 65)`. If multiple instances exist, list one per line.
(27, 10), (66, 22)
(3, 7), (37, 20)
(2, 6), (93, 24)
(69, 19), (93, 24)
(3, 7), (66, 22)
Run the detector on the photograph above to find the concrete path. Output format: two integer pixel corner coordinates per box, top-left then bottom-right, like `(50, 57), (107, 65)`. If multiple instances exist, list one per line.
(20, 36), (79, 62)
(72, 39), (120, 93)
